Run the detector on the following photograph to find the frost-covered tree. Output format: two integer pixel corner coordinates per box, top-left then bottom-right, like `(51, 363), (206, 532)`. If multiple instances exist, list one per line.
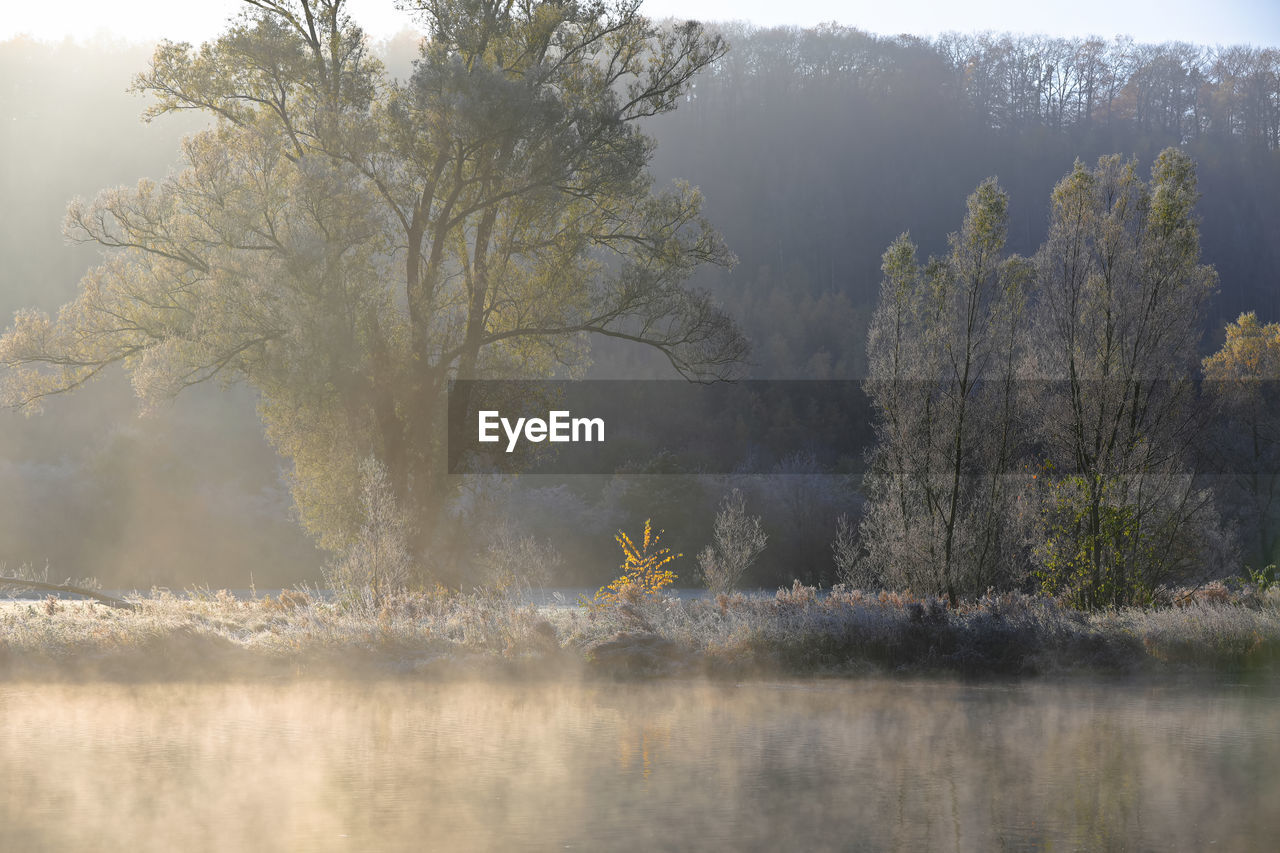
(697, 488), (766, 593)
(0, 0), (745, 581)
(861, 179), (1032, 603)
(1031, 150), (1226, 607)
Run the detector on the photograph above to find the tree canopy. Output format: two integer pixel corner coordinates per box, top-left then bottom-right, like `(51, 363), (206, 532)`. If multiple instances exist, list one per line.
(1203, 312), (1280, 571)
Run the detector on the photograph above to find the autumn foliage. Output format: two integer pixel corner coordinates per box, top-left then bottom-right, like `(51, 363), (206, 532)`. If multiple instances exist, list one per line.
(591, 520), (680, 607)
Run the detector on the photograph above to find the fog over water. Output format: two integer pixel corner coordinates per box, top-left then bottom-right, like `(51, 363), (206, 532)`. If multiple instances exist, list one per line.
(1, 678), (1276, 851)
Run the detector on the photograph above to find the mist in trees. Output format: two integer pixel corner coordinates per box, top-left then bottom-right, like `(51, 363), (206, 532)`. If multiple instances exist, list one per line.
(0, 36), (321, 589)
(643, 23), (1280, 382)
(3, 11), (1279, 596)
(1, 0), (744, 588)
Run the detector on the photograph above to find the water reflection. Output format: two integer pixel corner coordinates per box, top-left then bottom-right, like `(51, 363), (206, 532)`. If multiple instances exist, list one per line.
(0, 678), (1275, 851)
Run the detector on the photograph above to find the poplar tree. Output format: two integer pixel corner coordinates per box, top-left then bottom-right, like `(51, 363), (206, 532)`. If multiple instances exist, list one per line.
(1031, 149), (1223, 607)
(862, 179), (1031, 602)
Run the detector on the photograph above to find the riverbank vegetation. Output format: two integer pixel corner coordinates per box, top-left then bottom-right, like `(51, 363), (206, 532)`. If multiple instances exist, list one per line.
(3, 582), (1278, 682)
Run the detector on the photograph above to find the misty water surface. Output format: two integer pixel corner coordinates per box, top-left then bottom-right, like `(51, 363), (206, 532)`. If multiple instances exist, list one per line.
(1, 678), (1276, 851)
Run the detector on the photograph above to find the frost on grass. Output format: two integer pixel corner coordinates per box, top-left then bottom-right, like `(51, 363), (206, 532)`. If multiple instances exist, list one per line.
(1, 583), (1278, 681)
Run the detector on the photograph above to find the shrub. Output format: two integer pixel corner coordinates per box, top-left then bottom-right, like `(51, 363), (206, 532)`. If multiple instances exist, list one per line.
(475, 525), (561, 596)
(775, 579), (817, 608)
(831, 513), (873, 589)
(697, 489), (767, 593)
(324, 458), (413, 608)
(1034, 474), (1231, 609)
(591, 519), (680, 607)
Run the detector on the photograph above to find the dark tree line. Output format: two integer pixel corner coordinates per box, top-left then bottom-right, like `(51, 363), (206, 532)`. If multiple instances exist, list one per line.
(707, 26), (1280, 148)
(639, 23), (1280, 385)
(936, 33), (1280, 146)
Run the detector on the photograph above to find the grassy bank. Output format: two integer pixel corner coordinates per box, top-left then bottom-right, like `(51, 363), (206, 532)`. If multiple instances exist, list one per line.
(2, 584), (1279, 681)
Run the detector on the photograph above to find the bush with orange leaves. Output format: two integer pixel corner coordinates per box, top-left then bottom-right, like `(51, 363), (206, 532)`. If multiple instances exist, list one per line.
(589, 519), (681, 608)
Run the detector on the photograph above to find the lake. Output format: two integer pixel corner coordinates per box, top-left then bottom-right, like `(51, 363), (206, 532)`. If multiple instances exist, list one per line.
(1, 677), (1276, 851)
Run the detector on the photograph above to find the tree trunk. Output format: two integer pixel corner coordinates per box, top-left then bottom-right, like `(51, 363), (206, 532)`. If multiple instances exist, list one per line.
(0, 578), (136, 610)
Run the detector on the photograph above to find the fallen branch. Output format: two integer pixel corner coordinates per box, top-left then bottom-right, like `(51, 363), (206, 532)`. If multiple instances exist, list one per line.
(0, 577), (136, 610)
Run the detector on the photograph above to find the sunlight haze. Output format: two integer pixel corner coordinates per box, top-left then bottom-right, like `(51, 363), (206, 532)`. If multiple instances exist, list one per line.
(3, 0), (1278, 45)
(2, 4), (1280, 846)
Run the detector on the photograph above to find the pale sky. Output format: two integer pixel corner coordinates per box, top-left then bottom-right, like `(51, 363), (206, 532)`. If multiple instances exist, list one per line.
(2, 0), (1277, 46)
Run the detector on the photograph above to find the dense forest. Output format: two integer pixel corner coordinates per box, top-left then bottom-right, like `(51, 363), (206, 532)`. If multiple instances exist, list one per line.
(640, 24), (1280, 381)
(1, 20), (1278, 592)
